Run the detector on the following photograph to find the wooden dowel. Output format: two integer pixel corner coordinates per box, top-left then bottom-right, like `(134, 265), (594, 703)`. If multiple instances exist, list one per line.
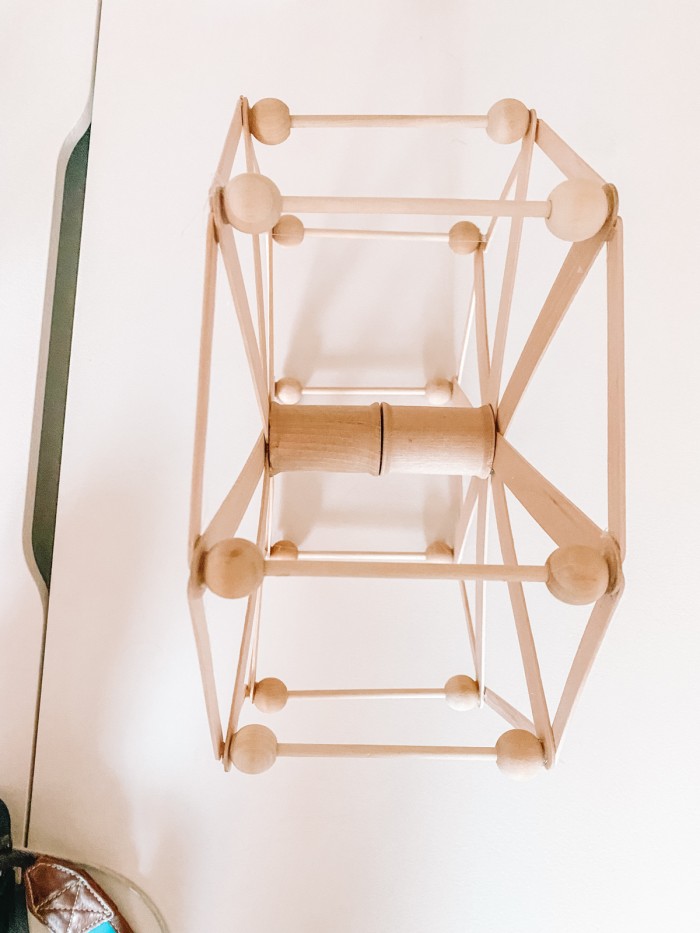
(300, 386), (425, 397)
(607, 219), (626, 559)
(187, 583), (223, 760)
(535, 119), (605, 186)
(290, 114), (488, 129)
(454, 475), (480, 563)
(304, 227), (448, 242)
(199, 433), (265, 550)
(264, 558), (548, 583)
(483, 688), (536, 734)
(297, 550), (428, 562)
(287, 688), (445, 700)
(213, 97), (243, 186)
(281, 195), (550, 219)
(475, 480), (490, 702)
(277, 743), (496, 760)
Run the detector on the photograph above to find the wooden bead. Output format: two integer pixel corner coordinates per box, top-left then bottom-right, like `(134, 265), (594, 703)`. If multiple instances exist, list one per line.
(202, 538), (264, 599)
(546, 179), (609, 242)
(495, 729), (545, 780)
(269, 539), (299, 560)
(448, 221), (482, 255)
(486, 99), (530, 144)
(249, 98), (291, 145)
(275, 377), (303, 405)
(444, 674), (478, 711)
(272, 214), (305, 246)
(223, 173), (282, 234)
(425, 378), (454, 406)
(230, 724), (278, 774)
(545, 545), (610, 605)
(426, 541), (454, 563)
(253, 677), (288, 713)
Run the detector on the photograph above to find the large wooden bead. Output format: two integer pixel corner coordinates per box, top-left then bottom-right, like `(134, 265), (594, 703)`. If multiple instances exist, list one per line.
(425, 378), (453, 406)
(546, 179), (609, 242)
(275, 377), (303, 405)
(202, 538), (264, 599)
(223, 173), (282, 234)
(545, 545), (610, 605)
(495, 729), (545, 780)
(269, 539), (299, 560)
(426, 541), (454, 563)
(272, 214), (305, 246)
(444, 674), (478, 711)
(249, 98), (291, 145)
(486, 99), (530, 144)
(448, 221), (482, 255)
(253, 677), (288, 713)
(230, 724), (278, 774)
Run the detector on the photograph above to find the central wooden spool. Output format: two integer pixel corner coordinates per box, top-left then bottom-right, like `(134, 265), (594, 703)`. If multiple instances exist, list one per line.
(268, 402), (495, 477)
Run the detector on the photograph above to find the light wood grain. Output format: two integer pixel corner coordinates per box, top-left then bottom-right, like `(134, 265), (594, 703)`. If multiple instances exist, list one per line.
(458, 580), (477, 670)
(454, 476), (480, 563)
(199, 433), (265, 550)
(535, 119), (605, 185)
(475, 479), (489, 702)
(282, 195), (550, 219)
(290, 114), (488, 129)
(187, 581), (223, 760)
(484, 149), (522, 246)
(277, 743), (496, 760)
(287, 688), (445, 700)
(298, 550), (427, 562)
(213, 97), (243, 187)
(264, 558), (548, 583)
(305, 227), (450, 242)
(300, 386), (425, 397)
(267, 234), (275, 397)
(607, 218), (626, 558)
(242, 101), (269, 395)
(473, 246), (490, 404)
(483, 688), (536, 733)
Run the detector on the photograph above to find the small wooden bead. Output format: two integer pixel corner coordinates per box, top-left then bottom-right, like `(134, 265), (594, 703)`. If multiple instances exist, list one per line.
(545, 545), (610, 605)
(272, 214), (305, 246)
(486, 99), (530, 144)
(249, 98), (291, 145)
(546, 179), (609, 242)
(448, 221), (482, 255)
(253, 677), (288, 713)
(269, 539), (299, 560)
(202, 538), (264, 599)
(275, 378), (303, 405)
(444, 674), (478, 711)
(425, 378), (454, 406)
(223, 173), (282, 234)
(496, 729), (545, 780)
(230, 724), (278, 774)
(426, 541), (454, 563)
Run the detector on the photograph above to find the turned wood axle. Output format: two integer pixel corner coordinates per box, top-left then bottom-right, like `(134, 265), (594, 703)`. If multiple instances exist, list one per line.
(267, 401), (495, 477)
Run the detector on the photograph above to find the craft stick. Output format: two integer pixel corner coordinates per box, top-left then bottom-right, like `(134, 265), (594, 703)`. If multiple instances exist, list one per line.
(298, 550), (429, 562)
(277, 743), (496, 760)
(552, 588), (623, 754)
(475, 480), (489, 702)
(187, 582), (224, 760)
(493, 434), (605, 550)
(484, 150), (522, 247)
(267, 234), (275, 398)
(213, 97), (243, 187)
(290, 114), (488, 129)
(199, 433), (265, 550)
(304, 227), (449, 242)
(491, 478), (555, 765)
(188, 213), (218, 556)
(301, 386), (425, 397)
(456, 288), (476, 386)
(458, 581), (477, 669)
(242, 101), (268, 391)
(607, 219), (626, 559)
(451, 382), (474, 408)
(281, 195), (550, 219)
(535, 119), (605, 186)
(473, 246), (490, 404)
(287, 688), (445, 700)
(483, 688), (536, 733)
(246, 470), (273, 699)
(454, 475), (480, 563)
(497, 231), (607, 433)
(215, 221), (269, 431)
(487, 112), (537, 407)
(264, 558), (548, 583)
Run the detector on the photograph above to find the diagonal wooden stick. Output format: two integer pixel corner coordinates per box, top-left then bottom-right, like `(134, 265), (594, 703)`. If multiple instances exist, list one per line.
(199, 433), (265, 550)
(187, 579), (224, 760)
(454, 475), (480, 563)
(535, 119), (605, 185)
(483, 688), (536, 733)
(213, 97), (243, 188)
(474, 246), (490, 404)
(242, 99), (268, 392)
(474, 479), (489, 702)
(607, 219), (626, 558)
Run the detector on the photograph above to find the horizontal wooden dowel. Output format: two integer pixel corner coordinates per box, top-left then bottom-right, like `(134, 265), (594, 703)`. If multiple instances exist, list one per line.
(282, 195), (550, 219)
(264, 559), (548, 583)
(277, 743), (496, 760)
(297, 550), (428, 562)
(290, 114), (488, 129)
(301, 386), (426, 397)
(304, 227), (448, 242)
(287, 688), (445, 700)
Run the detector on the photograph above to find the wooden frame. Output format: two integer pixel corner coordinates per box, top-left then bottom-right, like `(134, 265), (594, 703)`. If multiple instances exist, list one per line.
(188, 96), (625, 778)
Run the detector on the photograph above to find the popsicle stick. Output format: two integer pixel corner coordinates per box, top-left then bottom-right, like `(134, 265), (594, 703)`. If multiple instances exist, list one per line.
(242, 101), (268, 391)
(487, 112), (537, 407)
(483, 688), (536, 734)
(264, 558), (548, 583)
(199, 433), (265, 550)
(493, 435), (604, 550)
(213, 97), (243, 187)
(304, 227), (449, 242)
(451, 382), (473, 408)
(458, 581), (477, 669)
(287, 688), (445, 700)
(267, 234), (275, 397)
(187, 581), (223, 760)
(215, 221), (269, 431)
(473, 246), (490, 404)
(290, 114), (488, 129)
(456, 288), (476, 386)
(552, 587), (624, 754)
(607, 219), (625, 558)
(188, 213), (218, 556)
(475, 480), (489, 701)
(454, 475), (480, 563)
(281, 195), (550, 219)
(484, 150), (522, 247)
(246, 471), (273, 698)
(497, 231), (607, 434)
(301, 386), (425, 397)
(491, 477), (555, 765)
(277, 743), (496, 760)
(536, 119), (605, 186)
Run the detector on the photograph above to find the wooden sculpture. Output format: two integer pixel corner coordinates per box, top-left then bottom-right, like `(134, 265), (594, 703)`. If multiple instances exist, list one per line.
(188, 97), (625, 781)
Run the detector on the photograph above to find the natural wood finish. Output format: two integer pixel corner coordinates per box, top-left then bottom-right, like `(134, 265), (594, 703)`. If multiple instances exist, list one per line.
(298, 550), (426, 562)
(224, 173), (283, 235)
(186, 582), (224, 760)
(282, 195), (550, 219)
(545, 545), (610, 605)
(230, 724), (277, 774)
(486, 99), (531, 144)
(491, 478), (555, 766)
(267, 233), (275, 397)
(199, 434), (265, 550)
(448, 221), (482, 255)
(275, 377), (303, 404)
(493, 434), (605, 550)
(252, 677), (288, 713)
(264, 558), (549, 583)
(444, 674), (479, 710)
(213, 97), (243, 187)
(300, 386), (425, 397)
(424, 378), (453, 406)
(242, 103), (269, 392)
(458, 580), (477, 669)
(425, 541), (454, 563)
(306, 227), (450, 243)
(381, 403), (495, 476)
(484, 149), (522, 246)
(454, 475), (480, 563)
(483, 689), (536, 733)
(287, 687), (445, 700)
(269, 539), (299, 560)
(546, 179), (610, 242)
(535, 119), (605, 185)
(607, 218), (626, 558)
(473, 246), (490, 404)
(249, 98), (291, 145)
(456, 281), (475, 386)
(202, 538), (265, 599)
(290, 113), (488, 129)
(495, 729), (545, 779)
(268, 401), (382, 475)
(272, 214), (305, 246)
(277, 743), (496, 760)
(474, 479), (489, 701)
